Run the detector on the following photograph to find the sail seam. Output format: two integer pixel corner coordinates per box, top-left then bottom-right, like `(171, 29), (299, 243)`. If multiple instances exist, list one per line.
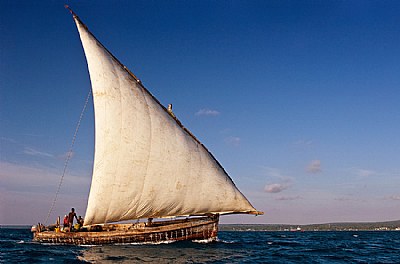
(133, 86), (153, 220)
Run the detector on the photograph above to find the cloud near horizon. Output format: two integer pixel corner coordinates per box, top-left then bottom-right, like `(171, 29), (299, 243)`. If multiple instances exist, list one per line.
(351, 168), (376, 177)
(0, 161), (90, 193)
(385, 195), (400, 201)
(264, 183), (289, 193)
(0, 161), (91, 225)
(275, 195), (302, 201)
(263, 167), (293, 193)
(195, 108), (220, 116)
(306, 159), (321, 173)
(23, 147), (54, 158)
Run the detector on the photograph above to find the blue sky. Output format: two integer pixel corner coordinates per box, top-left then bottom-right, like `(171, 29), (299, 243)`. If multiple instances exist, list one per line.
(1, 1), (400, 225)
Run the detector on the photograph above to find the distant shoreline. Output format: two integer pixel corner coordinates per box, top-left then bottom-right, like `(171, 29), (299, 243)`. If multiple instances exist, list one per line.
(220, 219), (400, 231)
(2, 220), (400, 231)
(0, 225), (32, 229)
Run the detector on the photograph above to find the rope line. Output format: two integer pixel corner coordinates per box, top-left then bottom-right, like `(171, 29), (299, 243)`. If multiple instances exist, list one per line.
(44, 89), (92, 225)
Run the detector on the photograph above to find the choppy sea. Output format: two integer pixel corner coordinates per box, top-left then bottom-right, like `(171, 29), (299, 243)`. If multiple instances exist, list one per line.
(1, 227), (400, 263)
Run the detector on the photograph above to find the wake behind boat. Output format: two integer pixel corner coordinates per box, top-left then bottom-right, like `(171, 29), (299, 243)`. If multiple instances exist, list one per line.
(32, 6), (262, 245)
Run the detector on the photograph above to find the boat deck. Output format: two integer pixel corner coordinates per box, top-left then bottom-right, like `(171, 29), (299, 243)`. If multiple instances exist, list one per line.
(33, 216), (219, 245)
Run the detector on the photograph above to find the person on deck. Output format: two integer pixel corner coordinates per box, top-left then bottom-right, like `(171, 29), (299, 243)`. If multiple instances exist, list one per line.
(68, 208), (78, 231)
(63, 215), (69, 229)
(78, 216), (84, 226)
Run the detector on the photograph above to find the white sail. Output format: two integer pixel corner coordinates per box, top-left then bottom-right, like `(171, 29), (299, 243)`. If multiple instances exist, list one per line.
(72, 15), (259, 226)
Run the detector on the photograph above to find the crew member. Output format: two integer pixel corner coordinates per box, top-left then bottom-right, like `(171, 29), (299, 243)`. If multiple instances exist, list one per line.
(68, 208), (78, 231)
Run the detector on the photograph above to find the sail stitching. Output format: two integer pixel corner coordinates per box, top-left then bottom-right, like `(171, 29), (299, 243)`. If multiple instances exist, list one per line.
(107, 59), (124, 223)
(134, 88), (153, 220)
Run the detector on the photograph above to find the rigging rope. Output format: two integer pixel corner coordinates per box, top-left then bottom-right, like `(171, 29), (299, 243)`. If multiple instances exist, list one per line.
(44, 89), (92, 225)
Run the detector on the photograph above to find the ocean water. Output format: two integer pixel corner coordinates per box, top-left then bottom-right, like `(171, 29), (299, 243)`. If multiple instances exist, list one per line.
(1, 227), (400, 263)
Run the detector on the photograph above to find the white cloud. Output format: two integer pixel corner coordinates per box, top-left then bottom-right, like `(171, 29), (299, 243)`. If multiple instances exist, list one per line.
(0, 137), (17, 143)
(385, 195), (400, 201)
(224, 136), (240, 146)
(334, 197), (352, 202)
(275, 195), (301, 201)
(334, 196), (365, 202)
(352, 168), (376, 177)
(264, 183), (289, 193)
(263, 167), (287, 179)
(306, 160), (321, 173)
(293, 139), (313, 147)
(23, 147), (54, 158)
(195, 108), (220, 116)
(263, 167), (293, 193)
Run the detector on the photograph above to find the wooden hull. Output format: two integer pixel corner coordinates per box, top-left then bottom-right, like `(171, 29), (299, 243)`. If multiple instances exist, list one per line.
(33, 216), (218, 245)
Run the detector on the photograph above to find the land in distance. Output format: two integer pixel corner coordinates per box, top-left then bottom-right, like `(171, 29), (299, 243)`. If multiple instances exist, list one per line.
(2, 220), (400, 231)
(220, 220), (400, 231)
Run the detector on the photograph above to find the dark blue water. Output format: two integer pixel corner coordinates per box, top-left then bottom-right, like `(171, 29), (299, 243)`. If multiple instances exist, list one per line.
(1, 227), (400, 263)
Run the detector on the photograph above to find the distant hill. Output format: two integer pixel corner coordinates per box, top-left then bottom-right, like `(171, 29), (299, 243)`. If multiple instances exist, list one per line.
(220, 220), (400, 231)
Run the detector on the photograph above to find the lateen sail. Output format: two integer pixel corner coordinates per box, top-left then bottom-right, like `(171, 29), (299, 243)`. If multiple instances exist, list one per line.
(72, 15), (259, 226)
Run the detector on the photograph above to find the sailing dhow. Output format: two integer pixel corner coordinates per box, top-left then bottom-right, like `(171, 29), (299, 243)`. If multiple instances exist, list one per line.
(32, 6), (262, 245)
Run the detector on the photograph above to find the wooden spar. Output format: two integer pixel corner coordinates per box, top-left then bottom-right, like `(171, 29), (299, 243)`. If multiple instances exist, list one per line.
(191, 210), (264, 217)
(230, 210), (264, 216)
(64, 5), (77, 18)
(33, 216), (218, 245)
(248, 211), (264, 215)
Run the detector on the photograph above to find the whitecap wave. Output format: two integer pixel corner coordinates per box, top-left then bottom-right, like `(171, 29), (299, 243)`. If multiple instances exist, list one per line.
(193, 237), (216, 244)
(215, 238), (236, 244)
